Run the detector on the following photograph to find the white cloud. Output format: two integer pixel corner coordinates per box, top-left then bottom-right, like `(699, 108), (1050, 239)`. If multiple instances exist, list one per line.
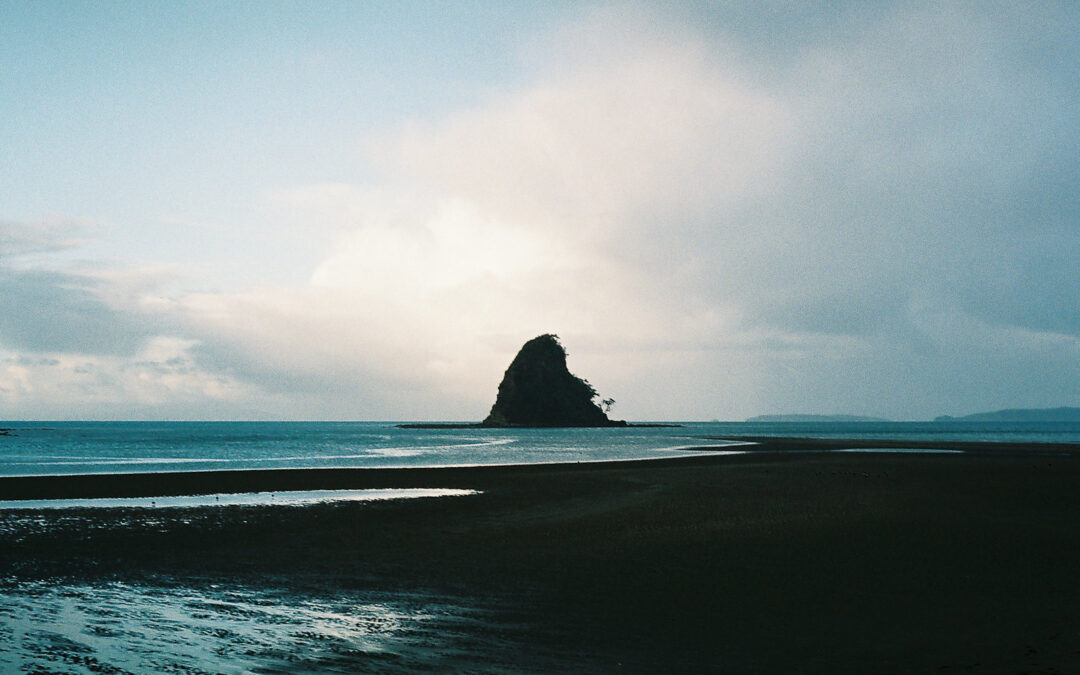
(0, 219), (87, 258)
(387, 14), (793, 232)
(0, 338), (252, 420)
(310, 198), (566, 293)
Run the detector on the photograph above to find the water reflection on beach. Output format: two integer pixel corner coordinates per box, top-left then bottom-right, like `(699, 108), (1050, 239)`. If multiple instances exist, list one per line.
(0, 488), (480, 511)
(0, 578), (571, 674)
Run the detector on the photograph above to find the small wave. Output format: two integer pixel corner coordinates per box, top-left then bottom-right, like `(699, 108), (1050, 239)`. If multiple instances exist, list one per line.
(455, 438), (517, 448)
(658, 441), (758, 453)
(379, 437), (517, 451)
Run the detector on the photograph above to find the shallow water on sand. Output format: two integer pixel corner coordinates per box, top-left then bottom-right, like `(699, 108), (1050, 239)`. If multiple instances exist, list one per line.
(0, 488), (479, 511)
(0, 577), (585, 674)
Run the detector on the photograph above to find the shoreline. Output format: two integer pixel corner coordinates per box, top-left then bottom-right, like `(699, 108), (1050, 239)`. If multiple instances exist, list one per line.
(2, 436), (1078, 501)
(0, 448), (751, 500)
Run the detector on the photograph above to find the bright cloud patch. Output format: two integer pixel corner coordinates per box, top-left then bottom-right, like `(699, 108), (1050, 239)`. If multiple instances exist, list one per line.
(0, 338), (249, 419)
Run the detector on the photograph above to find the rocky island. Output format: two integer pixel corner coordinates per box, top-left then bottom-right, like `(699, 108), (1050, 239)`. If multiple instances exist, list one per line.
(399, 333), (654, 428)
(482, 334), (625, 427)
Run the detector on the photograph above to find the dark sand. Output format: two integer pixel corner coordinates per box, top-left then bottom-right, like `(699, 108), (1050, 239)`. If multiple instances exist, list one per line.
(2, 442), (1080, 673)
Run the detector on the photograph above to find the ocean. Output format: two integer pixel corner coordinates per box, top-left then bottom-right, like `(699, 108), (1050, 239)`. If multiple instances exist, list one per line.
(3, 419), (1080, 478)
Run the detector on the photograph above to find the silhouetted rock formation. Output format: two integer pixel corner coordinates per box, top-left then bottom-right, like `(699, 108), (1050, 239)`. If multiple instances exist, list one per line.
(482, 334), (625, 428)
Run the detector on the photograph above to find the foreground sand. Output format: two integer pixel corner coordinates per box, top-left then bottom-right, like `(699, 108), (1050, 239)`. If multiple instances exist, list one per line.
(2, 445), (1079, 673)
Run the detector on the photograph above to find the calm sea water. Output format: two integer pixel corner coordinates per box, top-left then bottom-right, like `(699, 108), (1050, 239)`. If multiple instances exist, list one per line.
(2, 420), (1080, 477)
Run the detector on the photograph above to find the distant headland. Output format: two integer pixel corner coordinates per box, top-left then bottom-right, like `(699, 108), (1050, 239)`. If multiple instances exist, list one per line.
(935, 406), (1080, 423)
(400, 334), (677, 429)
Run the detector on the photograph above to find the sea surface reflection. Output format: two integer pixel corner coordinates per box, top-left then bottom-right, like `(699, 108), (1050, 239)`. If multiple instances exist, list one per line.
(0, 578), (577, 674)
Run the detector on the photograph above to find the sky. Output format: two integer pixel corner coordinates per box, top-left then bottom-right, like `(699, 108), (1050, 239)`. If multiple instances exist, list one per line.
(1, 1), (1078, 421)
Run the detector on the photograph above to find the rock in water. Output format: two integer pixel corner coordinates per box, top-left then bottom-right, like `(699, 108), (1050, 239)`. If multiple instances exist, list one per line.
(482, 334), (624, 427)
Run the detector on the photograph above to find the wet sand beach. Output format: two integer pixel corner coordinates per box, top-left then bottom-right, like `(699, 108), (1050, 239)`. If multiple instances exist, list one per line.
(2, 443), (1080, 673)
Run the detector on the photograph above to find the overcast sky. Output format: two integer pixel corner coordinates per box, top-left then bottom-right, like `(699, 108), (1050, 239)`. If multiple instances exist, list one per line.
(1, 1), (1078, 421)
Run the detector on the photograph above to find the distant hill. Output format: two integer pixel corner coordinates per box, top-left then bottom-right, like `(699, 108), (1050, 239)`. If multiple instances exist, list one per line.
(745, 414), (889, 423)
(934, 407), (1080, 423)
